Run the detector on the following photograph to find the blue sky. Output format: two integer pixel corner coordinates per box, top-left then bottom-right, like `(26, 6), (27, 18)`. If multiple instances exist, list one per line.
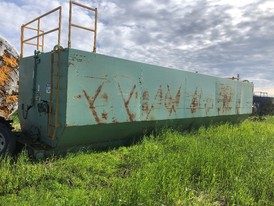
(1, 0), (274, 96)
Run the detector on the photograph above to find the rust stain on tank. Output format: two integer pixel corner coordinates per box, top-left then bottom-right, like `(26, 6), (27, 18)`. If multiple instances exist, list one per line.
(190, 89), (200, 113)
(135, 91), (138, 99)
(118, 83), (136, 122)
(156, 86), (163, 99)
(101, 112), (108, 120)
(204, 98), (213, 116)
(164, 85), (181, 115)
(142, 102), (149, 113)
(141, 85), (163, 120)
(101, 92), (108, 101)
(206, 106), (210, 115)
(141, 90), (150, 113)
(146, 105), (154, 120)
(154, 85), (163, 108)
(83, 82), (105, 124)
(222, 94), (232, 109)
(142, 90), (149, 100)
(112, 117), (118, 123)
(75, 94), (82, 99)
(218, 85), (234, 112)
(236, 100), (241, 114)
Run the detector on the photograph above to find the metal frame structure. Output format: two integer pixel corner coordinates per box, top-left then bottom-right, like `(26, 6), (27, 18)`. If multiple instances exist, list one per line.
(20, 6), (62, 58)
(20, 1), (98, 58)
(68, 1), (98, 52)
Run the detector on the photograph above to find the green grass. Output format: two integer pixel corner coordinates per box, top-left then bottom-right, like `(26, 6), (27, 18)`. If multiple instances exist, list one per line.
(8, 111), (20, 131)
(0, 117), (274, 205)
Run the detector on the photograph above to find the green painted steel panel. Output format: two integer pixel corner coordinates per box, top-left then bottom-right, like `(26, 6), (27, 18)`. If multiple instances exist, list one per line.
(18, 48), (253, 152)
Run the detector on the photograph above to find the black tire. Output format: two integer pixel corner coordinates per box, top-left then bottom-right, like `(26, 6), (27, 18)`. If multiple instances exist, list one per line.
(0, 123), (16, 157)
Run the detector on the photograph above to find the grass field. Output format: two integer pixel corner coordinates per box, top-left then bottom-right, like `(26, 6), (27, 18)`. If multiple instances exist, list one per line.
(0, 117), (274, 205)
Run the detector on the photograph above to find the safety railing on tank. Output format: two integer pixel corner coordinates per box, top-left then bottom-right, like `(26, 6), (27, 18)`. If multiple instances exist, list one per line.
(21, 27), (45, 53)
(20, 1), (98, 57)
(20, 6), (62, 58)
(68, 1), (98, 52)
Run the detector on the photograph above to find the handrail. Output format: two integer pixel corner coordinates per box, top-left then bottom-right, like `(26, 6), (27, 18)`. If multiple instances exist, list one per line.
(23, 26), (44, 52)
(20, 2), (97, 57)
(20, 6), (62, 58)
(68, 1), (97, 52)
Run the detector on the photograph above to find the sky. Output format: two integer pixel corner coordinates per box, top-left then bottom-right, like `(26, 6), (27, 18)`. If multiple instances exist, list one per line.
(0, 0), (274, 96)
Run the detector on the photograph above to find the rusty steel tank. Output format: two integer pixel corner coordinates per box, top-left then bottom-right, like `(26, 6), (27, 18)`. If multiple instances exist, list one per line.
(0, 35), (19, 118)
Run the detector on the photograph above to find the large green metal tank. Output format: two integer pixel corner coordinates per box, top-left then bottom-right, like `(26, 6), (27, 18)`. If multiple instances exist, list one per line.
(18, 48), (253, 155)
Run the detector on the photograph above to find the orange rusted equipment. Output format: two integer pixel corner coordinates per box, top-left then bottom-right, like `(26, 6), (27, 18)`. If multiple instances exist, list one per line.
(0, 35), (19, 118)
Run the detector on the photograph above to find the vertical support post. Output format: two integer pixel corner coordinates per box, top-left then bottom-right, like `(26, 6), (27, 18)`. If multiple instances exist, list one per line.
(93, 8), (97, 53)
(20, 25), (24, 58)
(68, 1), (97, 52)
(51, 6), (62, 140)
(42, 32), (45, 52)
(58, 6), (62, 48)
(37, 19), (40, 51)
(68, 0), (72, 48)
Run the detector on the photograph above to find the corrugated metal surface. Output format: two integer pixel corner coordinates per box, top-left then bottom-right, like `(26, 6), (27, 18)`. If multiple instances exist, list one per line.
(18, 48), (253, 150)
(0, 35), (19, 118)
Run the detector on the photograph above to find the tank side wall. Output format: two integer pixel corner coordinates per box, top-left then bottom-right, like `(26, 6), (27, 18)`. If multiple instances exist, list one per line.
(66, 49), (253, 127)
(18, 50), (68, 147)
